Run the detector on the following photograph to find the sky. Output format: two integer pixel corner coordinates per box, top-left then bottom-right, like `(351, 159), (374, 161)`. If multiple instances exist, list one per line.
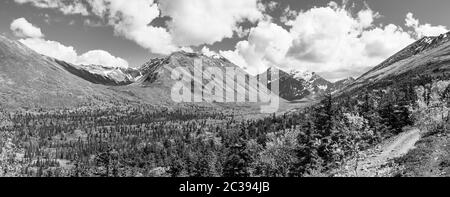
(0, 0), (449, 81)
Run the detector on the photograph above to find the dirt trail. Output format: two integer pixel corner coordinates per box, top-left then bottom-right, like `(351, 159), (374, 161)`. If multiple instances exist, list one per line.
(335, 128), (422, 177)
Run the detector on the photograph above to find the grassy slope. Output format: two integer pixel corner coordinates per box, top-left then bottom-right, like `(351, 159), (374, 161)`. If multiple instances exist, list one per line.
(394, 128), (450, 177)
(0, 35), (134, 110)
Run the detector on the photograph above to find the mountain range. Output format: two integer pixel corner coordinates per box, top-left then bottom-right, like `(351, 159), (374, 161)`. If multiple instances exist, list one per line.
(53, 50), (355, 102)
(0, 35), (129, 110)
(1, 30), (450, 110)
(260, 68), (355, 101)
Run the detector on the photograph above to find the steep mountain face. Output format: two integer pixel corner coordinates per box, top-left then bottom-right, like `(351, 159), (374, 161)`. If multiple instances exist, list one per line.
(54, 59), (140, 86)
(0, 35), (126, 110)
(330, 77), (356, 91)
(261, 68), (354, 101)
(114, 51), (265, 104)
(260, 68), (310, 101)
(343, 32), (450, 94)
(362, 33), (450, 77)
(0, 34), (282, 110)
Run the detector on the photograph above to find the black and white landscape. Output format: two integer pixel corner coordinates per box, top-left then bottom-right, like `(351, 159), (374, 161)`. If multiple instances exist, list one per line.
(0, 0), (449, 177)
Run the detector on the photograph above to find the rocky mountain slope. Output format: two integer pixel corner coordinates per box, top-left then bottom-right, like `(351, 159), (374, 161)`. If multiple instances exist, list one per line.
(343, 32), (450, 94)
(261, 67), (355, 101)
(0, 33), (354, 111)
(54, 60), (140, 86)
(0, 34), (287, 111)
(0, 35), (128, 110)
(116, 51), (270, 105)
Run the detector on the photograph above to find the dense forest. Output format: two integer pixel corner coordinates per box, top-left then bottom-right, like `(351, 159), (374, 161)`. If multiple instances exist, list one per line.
(0, 76), (449, 177)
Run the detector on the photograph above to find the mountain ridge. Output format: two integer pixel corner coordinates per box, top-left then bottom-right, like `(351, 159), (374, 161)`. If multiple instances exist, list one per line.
(341, 31), (450, 96)
(359, 32), (450, 80)
(0, 35), (126, 109)
(260, 67), (355, 101)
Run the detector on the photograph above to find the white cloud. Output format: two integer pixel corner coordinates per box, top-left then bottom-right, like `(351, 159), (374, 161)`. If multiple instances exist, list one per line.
(19, 38), (128, 68)
(405, 12), (448, 38)
(285, 3), (415, 80)
(17, 0), (179, 54)
(11, 18), (128, 68)
(86, 0), (178, 55)
(10, 18), (44, 38)
(13, 1), (448, 80)
(13, 0), (266, 55)
(223, 2), (417, 80)
(361, 24), (414, 58)
(14, 0), (89, 15)
(76, 50), (129, 68)
(220, 49), (250, 70)
(220, 21), (293, 75)
(201, 47), (219, 57)
(358, 9), (379, 29)
(159, 0), (264, 46)
(19, 38), (78, 63)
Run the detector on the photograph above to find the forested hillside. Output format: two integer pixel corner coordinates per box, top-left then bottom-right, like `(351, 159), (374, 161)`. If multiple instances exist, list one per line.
(2, 73), (447, 177)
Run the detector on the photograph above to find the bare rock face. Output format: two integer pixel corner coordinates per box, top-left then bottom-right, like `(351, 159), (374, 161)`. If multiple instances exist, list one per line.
(54, 59), (139, 86)
(130, 51), (263, 103)
(260, 68), (355, 101)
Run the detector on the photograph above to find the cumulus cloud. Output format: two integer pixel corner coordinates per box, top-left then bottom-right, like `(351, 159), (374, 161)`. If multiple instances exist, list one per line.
(220, 21), (293, 74)
(405, 12), (448, 38)
(11, 18), (128, 68)
(223, 2), (416, 81)
(13, 0), (449, 80)
(12, 0), (266, 55)
(158, 0), (264, 46)
(14, 0), (89, 15)
(10, 18), (44, 38)
(361, 24), (414, 58)
(19, 38), (78, 63)
(76, 50), (128, 68)
(86, 0), (178, 55)
(19, 38), (128, 68)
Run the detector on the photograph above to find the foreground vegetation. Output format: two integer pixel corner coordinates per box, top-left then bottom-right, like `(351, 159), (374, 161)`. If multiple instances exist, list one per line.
(394, 80), (450, 176)
(0, 76), (448, 177)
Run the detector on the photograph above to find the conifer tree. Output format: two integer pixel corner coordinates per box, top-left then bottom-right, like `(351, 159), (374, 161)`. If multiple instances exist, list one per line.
(222, 137), (252, 177)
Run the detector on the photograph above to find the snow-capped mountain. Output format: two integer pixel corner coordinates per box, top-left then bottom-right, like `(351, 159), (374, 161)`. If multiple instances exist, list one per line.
(119, 51), (270, 104)
(260, 67), (310, 101)
(260, 67), (355, 101)
(0, 35), (125, 109)
(54, 59), (140, 86)
(78, 64), (140, 84)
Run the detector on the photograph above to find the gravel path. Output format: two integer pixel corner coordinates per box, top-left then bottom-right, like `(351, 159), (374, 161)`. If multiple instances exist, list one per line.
(334, 128), (422, 177)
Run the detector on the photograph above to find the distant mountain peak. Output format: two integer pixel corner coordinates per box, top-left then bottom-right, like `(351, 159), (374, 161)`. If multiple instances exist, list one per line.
(260, 67), (352, 101)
